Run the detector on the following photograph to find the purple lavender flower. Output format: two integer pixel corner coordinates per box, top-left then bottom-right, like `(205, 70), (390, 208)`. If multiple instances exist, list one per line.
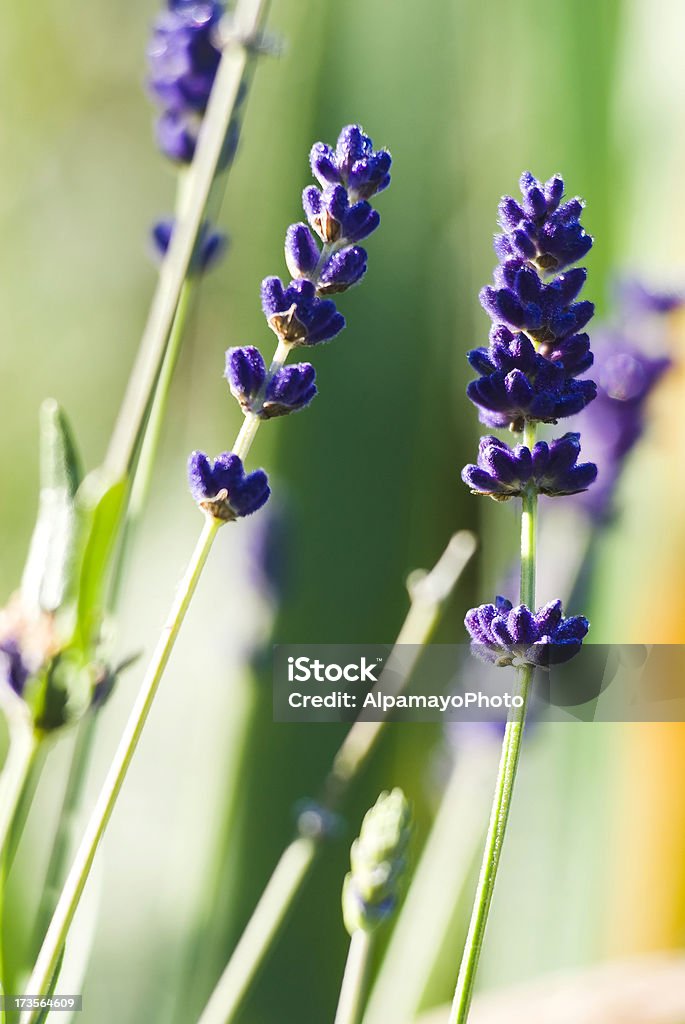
(225, 346), (317, 417)
(303, 184), (380, 244)
(573, 339), (670, 521)
(310, 125), (391, 200)
(495, 173), (593, 273)
(261, 277), (345, 347)
(317, 246), (368, 295)
(462, 433), (597, 500)
(481, 262), (594, 347)
(467, 354), (596, 430)
(0, 637), (30, 698)
(468, 173), (595, 433)
(225, 346), (266, 410)
(147, 0), (225, 163)
(465, 596), (589, 668)
(187, 451), (270, 520)
(616, 278), (683, 317)
(263, 364), (317, 418)
(197, 126), (390, 518)
(284, 224), (320, 279)
(151, 218), (227, 273)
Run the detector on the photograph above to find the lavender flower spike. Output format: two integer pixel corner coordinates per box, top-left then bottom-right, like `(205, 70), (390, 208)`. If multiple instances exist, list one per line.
(465, 597), (589, 668)
(463, 433), (597, 500)
(188, 451), (270, 521)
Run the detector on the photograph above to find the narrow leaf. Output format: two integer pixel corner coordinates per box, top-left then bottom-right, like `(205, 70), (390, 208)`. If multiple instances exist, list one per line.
(21, 400), (84, 615)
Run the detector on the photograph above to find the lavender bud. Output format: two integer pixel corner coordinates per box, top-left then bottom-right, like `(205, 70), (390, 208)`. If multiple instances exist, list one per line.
(261, 277), (345, 347)
(303, 185), (380, 244)
(310, 125), (391, 200)
(263, 363), (317, 418)
(342, 789), (412, 935)
(187, 451), (270, 521)
(317, 246), (368, 295)
(225, 346), (267, 411)
(284, 223), (320, 279)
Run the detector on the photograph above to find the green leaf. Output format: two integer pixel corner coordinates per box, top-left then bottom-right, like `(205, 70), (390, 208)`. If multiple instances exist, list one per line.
(21, 400), (84, 615)
(73, 471), (127, 654)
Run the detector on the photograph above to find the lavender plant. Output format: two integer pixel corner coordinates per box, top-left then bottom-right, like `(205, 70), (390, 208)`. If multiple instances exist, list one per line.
(451, 173), (596, 1023)
(13, 1), (275, 985)
(22, 124), (392, 1019)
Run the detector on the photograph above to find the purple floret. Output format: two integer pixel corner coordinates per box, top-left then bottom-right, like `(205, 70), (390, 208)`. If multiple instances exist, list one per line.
(188, 451), (270, 520)
(310, 125), (392, 200)
(261, 277), (345, 346)
(462, 433), (596, 500)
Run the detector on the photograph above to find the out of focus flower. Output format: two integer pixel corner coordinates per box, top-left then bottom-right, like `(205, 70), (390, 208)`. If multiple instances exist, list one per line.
(151, 219), (227, 273)
(147, 0), (225, 164)
(342, 789), (411, 935)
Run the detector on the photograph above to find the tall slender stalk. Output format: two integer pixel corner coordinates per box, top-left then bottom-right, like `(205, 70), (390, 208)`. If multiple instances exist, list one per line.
(448, 423), (537, 1024)
(334, 931), (374, 1024)
(32, 714), (97, 955)
(0, 724), (40, 1005)
(22, 0), (273, 976)
(105, 0), (272, 481)
(22, 303), (297, 1019)
(21, 515), (219, 1022)
(195, 532), (476, 1024)
(0, 726), (39, 866)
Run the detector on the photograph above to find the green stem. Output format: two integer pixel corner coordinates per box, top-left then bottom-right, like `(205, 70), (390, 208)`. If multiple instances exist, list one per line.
(108, 279), (197, 611)
(448, 423), (538, 1024)
(0, 726), (40, 1009)
(334, 930), (374, 1024)
(0, 727), (39, 866)
(196, 836), (316, 1024)
(194, 533), (476, 1024)
(22, 319), (291, 1019)
(32, 714), (97, 957)
(104, 0), (273, 481)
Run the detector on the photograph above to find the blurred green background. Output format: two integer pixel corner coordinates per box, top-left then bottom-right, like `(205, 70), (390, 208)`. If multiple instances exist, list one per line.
(2, 1), (685, 1022)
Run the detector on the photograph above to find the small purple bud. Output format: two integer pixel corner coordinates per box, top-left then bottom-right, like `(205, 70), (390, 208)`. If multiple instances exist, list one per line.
(317, 246), (368, 295)
(263, 363), (317, 418)
(285, 223), (320, 279)
(225, 346), (266, 411)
